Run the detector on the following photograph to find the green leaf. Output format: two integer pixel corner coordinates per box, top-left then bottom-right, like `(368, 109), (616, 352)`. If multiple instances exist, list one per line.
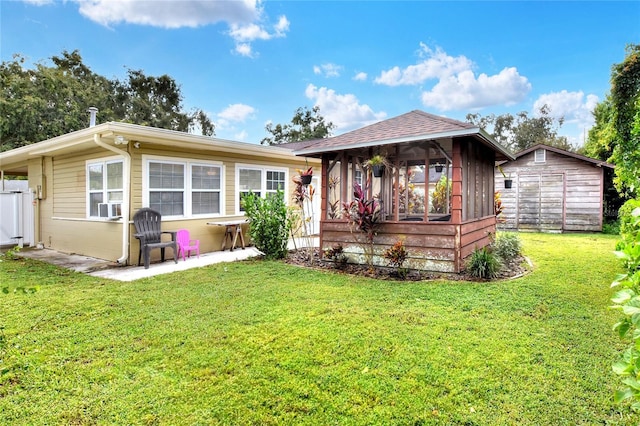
(614, 320), (632, 338)
(614, 387), (634, 403)
(612, 289), (635, 304)
(623, 305), (640, 316)
(612, 273), (631, 287)
(623, 377), (640, 390)
(613, 360), (632, 375)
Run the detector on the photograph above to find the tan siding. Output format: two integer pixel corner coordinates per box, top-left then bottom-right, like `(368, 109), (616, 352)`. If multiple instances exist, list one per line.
(31, 136), (318, 262)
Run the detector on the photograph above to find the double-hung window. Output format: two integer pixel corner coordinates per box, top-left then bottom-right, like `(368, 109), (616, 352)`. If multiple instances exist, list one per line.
(144, 156), (223, 218)
(87, 158), (123, 217)
(237, 165), (287, 213)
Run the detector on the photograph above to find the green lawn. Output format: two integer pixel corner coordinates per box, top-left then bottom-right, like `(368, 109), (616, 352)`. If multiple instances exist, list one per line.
(1, 233), (637, 425)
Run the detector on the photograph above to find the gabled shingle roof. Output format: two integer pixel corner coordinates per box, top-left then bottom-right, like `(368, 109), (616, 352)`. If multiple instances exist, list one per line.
(293, 110), (514, 160)
(513, 143), (614, 168)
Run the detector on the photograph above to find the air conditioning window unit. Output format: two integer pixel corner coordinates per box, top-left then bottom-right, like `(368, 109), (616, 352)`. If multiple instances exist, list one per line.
(98, 202), (122, 219)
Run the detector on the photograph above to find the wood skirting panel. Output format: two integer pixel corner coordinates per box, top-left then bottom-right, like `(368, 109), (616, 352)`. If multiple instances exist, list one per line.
(320, 218), (495, 273)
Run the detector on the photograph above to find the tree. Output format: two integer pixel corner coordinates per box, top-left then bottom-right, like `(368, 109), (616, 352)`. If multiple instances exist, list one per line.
(261, 105), (335, 145)
(610, 44), (640, 195)
(580, 96), (616, 161)
(466, 104), (571, 153)
(582, 44), (640, 196)
(0, 50), (214, 152)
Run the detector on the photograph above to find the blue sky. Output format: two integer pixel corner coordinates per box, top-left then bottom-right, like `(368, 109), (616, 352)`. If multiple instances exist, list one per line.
(2, 1), (639, 147)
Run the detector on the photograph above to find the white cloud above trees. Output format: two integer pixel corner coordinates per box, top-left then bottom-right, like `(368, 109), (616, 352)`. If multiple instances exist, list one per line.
(533, 90), (598, 128)
(215, 103), (256, 140)
(422, 67), (531, 110)
(305, 84), (386, 132)
(375, 43), (531, 111)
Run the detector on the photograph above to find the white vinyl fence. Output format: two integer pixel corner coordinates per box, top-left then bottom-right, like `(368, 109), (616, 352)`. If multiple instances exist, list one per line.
(0, 182), (35, 247)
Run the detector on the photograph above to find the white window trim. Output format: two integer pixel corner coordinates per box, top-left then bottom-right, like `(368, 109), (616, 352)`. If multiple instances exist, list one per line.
(86, 156), (124, 219)
(235, 163), (289, 215)
(535, 148), (546, 163)
(142, 155), (225, 219)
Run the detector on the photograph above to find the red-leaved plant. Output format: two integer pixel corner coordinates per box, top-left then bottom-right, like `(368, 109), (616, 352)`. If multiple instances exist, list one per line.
(342, 181), (381, 266)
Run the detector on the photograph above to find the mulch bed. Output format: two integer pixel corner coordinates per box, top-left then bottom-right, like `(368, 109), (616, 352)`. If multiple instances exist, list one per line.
(283, 248), (531, 282)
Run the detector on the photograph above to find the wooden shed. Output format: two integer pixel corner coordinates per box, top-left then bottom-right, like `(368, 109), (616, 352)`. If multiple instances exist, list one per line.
(292, 110), (514, 273)
(496, 144), (614, 233)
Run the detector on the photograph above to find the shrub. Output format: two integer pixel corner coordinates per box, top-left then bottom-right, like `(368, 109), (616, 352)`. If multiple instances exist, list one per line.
(619, 198), (640, 241)
(324, 244), (348, 268)
(242, 190), (290, 260)
(492, 232), (522, 262)
(602, 219), (621, 235)
(430, 175), (451, 214)
(384, 240), (409, 279)
(610, 199), (640, 411)
(466, 247), (501, 280)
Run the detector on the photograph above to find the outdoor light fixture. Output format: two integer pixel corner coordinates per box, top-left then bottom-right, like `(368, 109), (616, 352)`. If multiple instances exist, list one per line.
(114, 135), (128, 145)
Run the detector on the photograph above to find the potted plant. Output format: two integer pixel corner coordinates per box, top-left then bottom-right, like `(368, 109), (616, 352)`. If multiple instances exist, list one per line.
(297, 166), (313, 185)
(498, 165), (513, 189)
(366, 154), (386, 177)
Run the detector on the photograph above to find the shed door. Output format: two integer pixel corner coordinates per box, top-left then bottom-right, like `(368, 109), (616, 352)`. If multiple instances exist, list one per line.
(517, 173), (564, 232)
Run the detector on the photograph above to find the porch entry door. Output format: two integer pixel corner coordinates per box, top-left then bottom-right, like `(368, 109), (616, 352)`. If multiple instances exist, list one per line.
(516, 173), (565, 232)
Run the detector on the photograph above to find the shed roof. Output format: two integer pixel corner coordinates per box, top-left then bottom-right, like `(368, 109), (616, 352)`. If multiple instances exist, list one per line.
(513, 143), (614, 169)
(292, 110), (515, 161)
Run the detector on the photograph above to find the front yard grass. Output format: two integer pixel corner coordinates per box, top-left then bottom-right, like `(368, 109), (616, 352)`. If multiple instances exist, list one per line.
(1, 233), (637, 424)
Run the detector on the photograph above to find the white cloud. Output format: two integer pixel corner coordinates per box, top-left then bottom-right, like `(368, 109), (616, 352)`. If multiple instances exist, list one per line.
(533, 90), (598, 128)
(305, 84), (387, 132)
(375, 43), (531, 111)
(234, 130), (249, 141)
(234, 43), (254, 57)
(533, 90), (599, 146)
(274, 15), (290, 36)
(375, 43), (473, 86)
(422, 67), (531, 111)
(313, 63), (342, 78)
(75, 0), (259, 28)
(218, 103), (256, 123)
(353, 72), (368, 81)
(52, 0), (287, 57)
(229, 22), (271, 42)
(215, 103), (256, 134)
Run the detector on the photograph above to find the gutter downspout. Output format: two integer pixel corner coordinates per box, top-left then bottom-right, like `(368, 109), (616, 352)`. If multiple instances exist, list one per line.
(93, 133), (131, 265)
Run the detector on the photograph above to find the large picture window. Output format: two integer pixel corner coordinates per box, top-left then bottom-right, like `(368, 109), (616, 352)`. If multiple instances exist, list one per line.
(144, 157), (223, 218)
(237, 166), (287, 213)
(87, 159), (123, 217)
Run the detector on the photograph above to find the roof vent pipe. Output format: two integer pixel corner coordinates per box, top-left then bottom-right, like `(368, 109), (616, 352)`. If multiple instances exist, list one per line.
(88, 107), (98, 127)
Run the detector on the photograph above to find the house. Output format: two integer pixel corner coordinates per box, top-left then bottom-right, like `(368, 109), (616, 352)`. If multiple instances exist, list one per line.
(495, 144), (615, 233)
(0, 120), (320, 264)
(292, 110), (515, 273)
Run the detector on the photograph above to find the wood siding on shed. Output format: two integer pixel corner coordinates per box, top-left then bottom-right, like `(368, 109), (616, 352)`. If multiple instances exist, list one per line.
(497, 149), (604, 232)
